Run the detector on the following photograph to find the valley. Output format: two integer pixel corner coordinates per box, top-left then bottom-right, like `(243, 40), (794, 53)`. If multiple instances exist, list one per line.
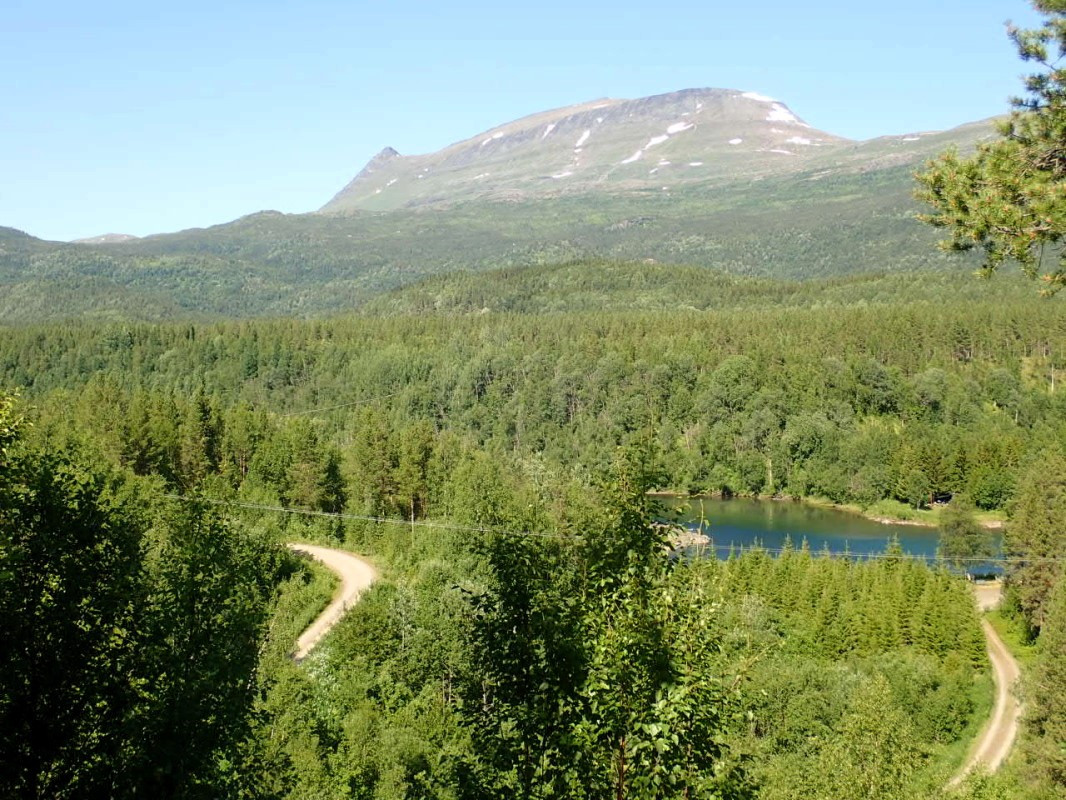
(2, 46), (1065, 800)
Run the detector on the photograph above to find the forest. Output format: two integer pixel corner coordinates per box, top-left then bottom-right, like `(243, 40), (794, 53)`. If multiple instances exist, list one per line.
(2, 275), (1062, 517)
(6, 2), (1066, 794)
(2, 262), (1065, 798)
(0, 140), (978, 326)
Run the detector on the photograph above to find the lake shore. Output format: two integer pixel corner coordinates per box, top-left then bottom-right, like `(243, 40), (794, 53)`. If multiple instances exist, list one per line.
(647, 490), (1006, 531)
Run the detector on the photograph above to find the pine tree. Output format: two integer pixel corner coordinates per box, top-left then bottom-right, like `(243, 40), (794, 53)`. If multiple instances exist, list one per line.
(916, 2), (1066, 292)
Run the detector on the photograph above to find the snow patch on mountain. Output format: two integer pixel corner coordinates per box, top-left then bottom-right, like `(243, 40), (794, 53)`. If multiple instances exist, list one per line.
(766, 104), (800, 124)
(576, 129), (591, 147)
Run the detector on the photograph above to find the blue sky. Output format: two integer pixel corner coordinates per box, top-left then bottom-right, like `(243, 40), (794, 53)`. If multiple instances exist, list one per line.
(0, 0), (1045, 241)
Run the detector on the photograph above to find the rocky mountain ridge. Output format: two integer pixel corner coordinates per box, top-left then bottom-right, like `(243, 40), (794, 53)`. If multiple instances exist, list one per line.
(322, 87), (961, 213)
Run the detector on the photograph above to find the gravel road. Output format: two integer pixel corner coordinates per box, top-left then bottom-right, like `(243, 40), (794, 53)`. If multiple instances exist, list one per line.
(949, 581), (1022, 785)
(287, 543), (378, 661)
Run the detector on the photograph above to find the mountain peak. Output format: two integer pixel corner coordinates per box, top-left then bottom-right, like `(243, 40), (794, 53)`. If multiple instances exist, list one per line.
(71, 233), (140, 244)
(325, 147), (404, 209)
(373, 146), (401, 161)
(321, 87), (845, 213)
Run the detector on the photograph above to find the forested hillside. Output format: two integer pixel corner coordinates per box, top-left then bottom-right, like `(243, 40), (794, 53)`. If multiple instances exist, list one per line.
(0, 152), (982, 324)
(7, 4), (1066, 794)
(0, 389), (1004, 799)
(3, 279), (1061, 516)
(4, 263), (1065, 798)
(2, 268), (1063, 798)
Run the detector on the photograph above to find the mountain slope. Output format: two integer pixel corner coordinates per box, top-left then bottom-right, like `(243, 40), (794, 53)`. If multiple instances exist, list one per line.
(71, 233), (140, 244)
(322, 88), (852, 212)
(0, 89), (1000, 324)
(360, 260), (1036, 316)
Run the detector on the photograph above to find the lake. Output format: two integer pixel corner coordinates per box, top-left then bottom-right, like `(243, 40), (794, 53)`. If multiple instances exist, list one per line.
(659, 496), (1003, 568)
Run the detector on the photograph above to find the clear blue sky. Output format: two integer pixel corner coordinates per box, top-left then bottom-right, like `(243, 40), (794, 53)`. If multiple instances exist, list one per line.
(0, 0), (1044, 241)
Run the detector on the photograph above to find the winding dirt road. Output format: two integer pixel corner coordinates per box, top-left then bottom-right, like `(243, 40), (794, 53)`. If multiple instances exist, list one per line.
(287, 543), (377, 661)
(283, 547), (1021, 781)
(949, 582), (1022, 786)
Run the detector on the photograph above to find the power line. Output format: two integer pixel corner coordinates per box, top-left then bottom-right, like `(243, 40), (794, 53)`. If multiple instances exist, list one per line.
(162, 494), (581, 540)
(683, 538), (1066, 565)
(162, 494), (1064, 565)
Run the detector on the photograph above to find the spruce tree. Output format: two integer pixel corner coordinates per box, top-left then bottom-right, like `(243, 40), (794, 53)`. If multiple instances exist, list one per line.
(1026, 575), (1066, 788)
(1005, 450), (1066, 630)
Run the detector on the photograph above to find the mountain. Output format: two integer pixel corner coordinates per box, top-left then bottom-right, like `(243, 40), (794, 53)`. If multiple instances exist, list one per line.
(323, 88), (852, 212)
(71, 233), (140, 244)
(0, 89), (999, 325)
(321, 87), (985, 213)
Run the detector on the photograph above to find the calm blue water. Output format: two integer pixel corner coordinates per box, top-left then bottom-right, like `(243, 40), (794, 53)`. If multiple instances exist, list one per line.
(659, 496), (1002, 569)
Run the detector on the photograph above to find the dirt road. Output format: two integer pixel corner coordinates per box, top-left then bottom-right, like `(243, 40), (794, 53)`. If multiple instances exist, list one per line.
(287, 543), (378, 661)
(284, 548), (1021, 777)
(949, 582), (1022, 786)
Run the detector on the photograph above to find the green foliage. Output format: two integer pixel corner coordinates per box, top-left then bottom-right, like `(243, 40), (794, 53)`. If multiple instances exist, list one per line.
(939, 495), (998, 570)
(461, 445), (742, 799)
(944, 771), (1019, 800)
(701, 547), (986, 798)
(1, 273), (1048, 797)
(3, 289), (1062, 523)
(917, 2), (1066, 291)
(809, 675), (923, 800)
(0, 391), (21, 462)
(0, 413), (287, 799)
(1024, 575), (1066, 790)
(1005, 450), (1066, 630)
(0, 433), (148, 798)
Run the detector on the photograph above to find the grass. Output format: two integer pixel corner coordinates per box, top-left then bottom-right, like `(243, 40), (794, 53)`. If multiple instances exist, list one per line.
(802, 496), (1007, 530)
(799, 495), (939, 526)
(263, 556), (339, 663)
(864, 498), (939, 525)
(985, 608), (1039, 668)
